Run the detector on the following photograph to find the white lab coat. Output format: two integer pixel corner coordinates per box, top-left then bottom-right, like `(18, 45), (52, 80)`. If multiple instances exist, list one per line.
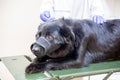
(40, 0), (106, 19)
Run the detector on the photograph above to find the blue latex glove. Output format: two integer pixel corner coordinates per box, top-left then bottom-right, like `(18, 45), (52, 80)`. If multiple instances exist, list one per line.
(92, 15), (106, 24)
(40, 11), (54, 22)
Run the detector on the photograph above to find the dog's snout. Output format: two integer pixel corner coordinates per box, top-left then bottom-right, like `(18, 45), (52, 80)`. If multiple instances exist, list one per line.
(31, 43), (45, 57)
(32, 45), (40, 53)
(31, 43), (40, 54)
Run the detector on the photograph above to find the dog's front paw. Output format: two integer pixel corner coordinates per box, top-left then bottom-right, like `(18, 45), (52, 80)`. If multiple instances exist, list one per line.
(46, 63), (64, 70)
(25, 63), (45, 74)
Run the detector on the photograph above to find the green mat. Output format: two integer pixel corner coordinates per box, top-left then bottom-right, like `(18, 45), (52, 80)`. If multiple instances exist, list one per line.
(0, 55), (120, 80)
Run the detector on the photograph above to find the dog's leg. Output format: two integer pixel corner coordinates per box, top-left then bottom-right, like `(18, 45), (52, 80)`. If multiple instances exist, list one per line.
(25, 55), (51, 73)
(25, 62), (45, 73)
(77, 36), (91, 66)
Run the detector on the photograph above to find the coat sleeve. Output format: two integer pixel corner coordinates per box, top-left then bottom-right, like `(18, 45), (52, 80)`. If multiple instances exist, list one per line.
(90, 0), (105, 17)
(40, 0), (55, 17)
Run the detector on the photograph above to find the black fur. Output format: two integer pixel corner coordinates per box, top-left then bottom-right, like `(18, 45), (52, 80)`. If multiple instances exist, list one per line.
(26, 18), (120, 73)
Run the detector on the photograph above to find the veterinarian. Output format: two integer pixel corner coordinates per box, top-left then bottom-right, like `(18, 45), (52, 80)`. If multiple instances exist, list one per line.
(39, 0), (106, 24)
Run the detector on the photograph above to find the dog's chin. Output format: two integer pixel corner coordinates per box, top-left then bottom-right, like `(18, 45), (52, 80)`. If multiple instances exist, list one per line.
(33, 50), (45, 58)
(46, 45), (72, 58)
(46, 52), (67, 58)
(33, 53), (43, 58)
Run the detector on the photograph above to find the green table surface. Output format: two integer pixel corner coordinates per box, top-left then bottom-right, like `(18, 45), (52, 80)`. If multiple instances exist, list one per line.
(0, 55), (120, 80)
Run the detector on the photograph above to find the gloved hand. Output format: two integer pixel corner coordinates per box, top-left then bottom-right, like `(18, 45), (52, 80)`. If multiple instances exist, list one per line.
(40, 11), (54, 22)
(92, 15), (106, 24)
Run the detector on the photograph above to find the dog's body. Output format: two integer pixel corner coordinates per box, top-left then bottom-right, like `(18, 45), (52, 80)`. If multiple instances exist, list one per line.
(26, 18), (120, 73)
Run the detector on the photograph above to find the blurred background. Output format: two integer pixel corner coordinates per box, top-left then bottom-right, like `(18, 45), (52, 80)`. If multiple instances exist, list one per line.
(0, 0), (42, 57)
(0, 0), (120, 57)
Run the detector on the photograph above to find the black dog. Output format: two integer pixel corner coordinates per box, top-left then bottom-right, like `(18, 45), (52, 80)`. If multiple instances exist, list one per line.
(26, 18), (120, 73)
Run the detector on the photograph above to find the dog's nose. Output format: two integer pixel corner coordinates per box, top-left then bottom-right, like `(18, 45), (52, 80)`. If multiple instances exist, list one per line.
(31, 43), (40, 53)
(31, 43), (45, 57)
(32, 46), (40, 53)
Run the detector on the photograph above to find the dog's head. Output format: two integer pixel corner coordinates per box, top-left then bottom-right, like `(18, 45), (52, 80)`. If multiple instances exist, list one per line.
(31, 18), (75, 58)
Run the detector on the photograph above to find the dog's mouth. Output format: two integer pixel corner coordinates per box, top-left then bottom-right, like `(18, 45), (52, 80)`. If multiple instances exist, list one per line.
(36, 37), (51, 53)
(31, 37), (61, 58)
(31, 43), (45, 57)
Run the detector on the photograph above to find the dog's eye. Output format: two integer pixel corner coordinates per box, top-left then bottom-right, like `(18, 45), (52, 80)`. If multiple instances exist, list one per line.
(46, 35), (54, 40)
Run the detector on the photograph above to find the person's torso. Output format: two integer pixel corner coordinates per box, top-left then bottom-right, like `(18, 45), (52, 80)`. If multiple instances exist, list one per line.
(53, 0), (91, 19)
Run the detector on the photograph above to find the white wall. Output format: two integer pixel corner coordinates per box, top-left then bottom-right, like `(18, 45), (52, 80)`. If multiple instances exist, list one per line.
(0, 0), (42, 57)
(106, 0), (120, 19)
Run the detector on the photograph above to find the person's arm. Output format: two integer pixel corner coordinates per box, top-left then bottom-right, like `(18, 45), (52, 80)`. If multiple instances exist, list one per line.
(90, 0), (106, 24)
(40, 0), (55, 22)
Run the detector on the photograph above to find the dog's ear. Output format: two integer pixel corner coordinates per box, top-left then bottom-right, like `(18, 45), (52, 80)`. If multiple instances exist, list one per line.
(60, 26), (75, 44)
(66, 29), (75, 44)
(58, 18), (75, 43)
(70, 29), (75, 41)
